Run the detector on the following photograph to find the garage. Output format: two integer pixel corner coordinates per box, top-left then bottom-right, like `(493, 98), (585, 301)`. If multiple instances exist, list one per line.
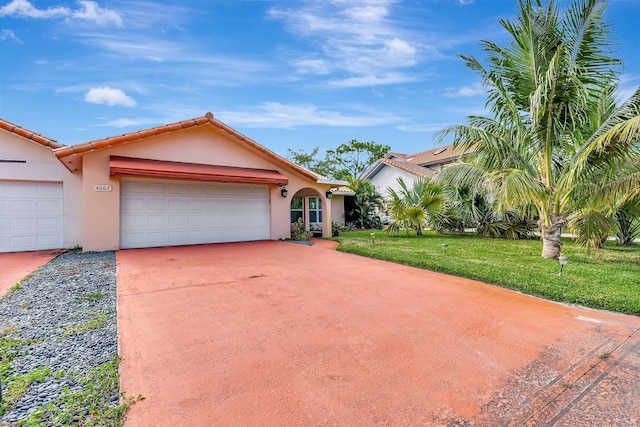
(0, 181), (64, 253)
(120, 178), (270, 249)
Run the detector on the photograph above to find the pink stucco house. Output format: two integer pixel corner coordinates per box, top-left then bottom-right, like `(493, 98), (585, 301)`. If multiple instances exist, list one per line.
(1, 113), (346, 252)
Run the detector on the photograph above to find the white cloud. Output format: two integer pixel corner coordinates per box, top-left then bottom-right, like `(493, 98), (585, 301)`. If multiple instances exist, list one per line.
(219, 102), (401, 129)
(71, 1), (122, 26)
(382, 38), (417, 67)
(269, 0), (425, 85)
(292, 58), (332, 75)
(0, 0), (122, 26)
(0, 28), (20, 42)
(84, 87), (137, 107)
(101, 118), (141, 127)
(329, 72), (417, 88)
(0, 0), (68, 19)
(443, 83), (485, 97)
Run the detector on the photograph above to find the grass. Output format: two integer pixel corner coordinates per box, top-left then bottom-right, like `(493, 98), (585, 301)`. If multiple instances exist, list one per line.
(18, 357), (144, 427)
(80, 292), (107, 303)
(334, 230), (640, 316)
(1, 368), (52, 414)
(63, 312), (108, 337)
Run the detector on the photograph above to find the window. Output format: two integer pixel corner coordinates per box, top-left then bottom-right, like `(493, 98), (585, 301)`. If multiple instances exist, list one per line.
(309, 197), (322, 224)
(290, 197), (303, 223)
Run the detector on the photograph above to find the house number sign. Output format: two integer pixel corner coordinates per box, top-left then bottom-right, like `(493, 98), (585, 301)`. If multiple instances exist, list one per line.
(94, 185), (112, 192)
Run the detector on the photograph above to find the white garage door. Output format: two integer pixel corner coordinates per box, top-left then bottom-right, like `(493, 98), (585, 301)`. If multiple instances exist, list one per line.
(120, 179), (270, 249)
(0, 181), (64, 253)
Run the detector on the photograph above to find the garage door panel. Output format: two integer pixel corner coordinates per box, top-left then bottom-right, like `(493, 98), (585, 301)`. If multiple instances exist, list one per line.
(36, 233), (60, 247)
(121, 179), (270, 248)
(36, 218), (59, 231)
(10, 236), (34, 251)
(10, 218), (34, 230)
(144, 215), (166, 228)
(148, 198), (168, 211)
(122, 181), (147, 194)
(36, 200), (62, 213)
(10, 200), (34, 213)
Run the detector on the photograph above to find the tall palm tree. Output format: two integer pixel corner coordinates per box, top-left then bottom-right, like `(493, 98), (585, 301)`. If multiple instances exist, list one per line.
(384, 177), (447, 236)
(437, 0), (640, 258)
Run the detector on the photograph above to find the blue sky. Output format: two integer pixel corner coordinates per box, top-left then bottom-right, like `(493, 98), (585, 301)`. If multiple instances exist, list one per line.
(1, 0), (638, 157)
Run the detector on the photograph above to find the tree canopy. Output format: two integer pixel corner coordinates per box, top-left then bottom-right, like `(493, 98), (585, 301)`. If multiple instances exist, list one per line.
(286, 140), (390, 181)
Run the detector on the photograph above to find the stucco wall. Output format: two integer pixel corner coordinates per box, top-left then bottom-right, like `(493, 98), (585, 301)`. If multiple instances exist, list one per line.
(370, 165), (421, 201)
(79, 125), (332, 251)
(331, 195), (346, 224)
(1, 132), (83, 248)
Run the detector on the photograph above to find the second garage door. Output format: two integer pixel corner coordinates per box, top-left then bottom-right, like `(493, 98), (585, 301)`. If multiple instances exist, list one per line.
(0, 181), (64, 253)
(120, 179), (270, 249)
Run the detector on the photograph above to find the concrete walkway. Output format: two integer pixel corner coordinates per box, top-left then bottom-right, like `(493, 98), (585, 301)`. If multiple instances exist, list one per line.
(0, 250), (63, 297)
(116, 241), (640, 426)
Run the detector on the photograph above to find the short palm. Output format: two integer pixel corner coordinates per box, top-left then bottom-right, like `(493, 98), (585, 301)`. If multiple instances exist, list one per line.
(385, 178), (446, 236)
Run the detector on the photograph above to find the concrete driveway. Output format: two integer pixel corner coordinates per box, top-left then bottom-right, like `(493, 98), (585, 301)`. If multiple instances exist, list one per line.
(117, 240), (640, 426)
(0, 250), (63, 296)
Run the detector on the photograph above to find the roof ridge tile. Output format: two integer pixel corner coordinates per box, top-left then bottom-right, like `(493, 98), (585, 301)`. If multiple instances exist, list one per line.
(0, 117), (62, 149)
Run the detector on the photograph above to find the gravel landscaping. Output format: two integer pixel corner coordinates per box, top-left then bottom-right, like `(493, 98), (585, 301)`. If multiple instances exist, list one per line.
(0, 250), (123, 425)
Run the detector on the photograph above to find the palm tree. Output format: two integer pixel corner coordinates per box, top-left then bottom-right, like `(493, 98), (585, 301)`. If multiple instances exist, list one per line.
(348, 177), (384, 229)
(569, 155), (640, 248)
(437, 0), (640, 258)
(384, 177), (447, 236)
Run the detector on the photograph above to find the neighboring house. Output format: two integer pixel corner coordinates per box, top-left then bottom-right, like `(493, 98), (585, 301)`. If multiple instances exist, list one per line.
(363, 144), (475, 198)
(1, 113), (345, 253)
(0, 119), (83, 252)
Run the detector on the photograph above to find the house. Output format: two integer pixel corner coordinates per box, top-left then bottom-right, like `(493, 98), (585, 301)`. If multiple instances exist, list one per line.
(363, 144), (475, 199)
(1, 113), (346, 253)
(0, 119), (83, 252)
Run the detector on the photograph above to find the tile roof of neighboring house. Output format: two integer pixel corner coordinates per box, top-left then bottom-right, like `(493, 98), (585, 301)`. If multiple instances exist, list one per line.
(0, 118), (63, 149)
(53, 112), (327, 183)
(383, 158), (437, 177)
(405, 144), (475, 166)
(363, 143), (475, 181)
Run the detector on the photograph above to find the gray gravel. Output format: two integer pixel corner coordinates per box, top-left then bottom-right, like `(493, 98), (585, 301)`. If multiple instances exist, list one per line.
(0, 250), (118, 425)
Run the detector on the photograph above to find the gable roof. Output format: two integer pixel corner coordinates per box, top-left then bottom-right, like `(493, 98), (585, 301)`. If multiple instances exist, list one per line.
(406, 144), (474, 166)
(0, 118), (62, 149)
(364, 143), (474, 181)
(53, 112), (329, 183)
(368, 157), (437, 180)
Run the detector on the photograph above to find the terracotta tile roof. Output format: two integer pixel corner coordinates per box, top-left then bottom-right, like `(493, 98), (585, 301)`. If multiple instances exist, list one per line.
(405, 143), (475, 166)
(363, 157), (436, 181)
(331, 186), (355, 195)
(0, 117), (62, 149)
(54, 112), (318, 181)
(383, 158), (437, 178)
(363, 143), (475, 181)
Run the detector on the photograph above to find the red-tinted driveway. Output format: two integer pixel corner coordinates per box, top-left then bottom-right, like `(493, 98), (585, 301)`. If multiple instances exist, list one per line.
(0, 250), (63, 297)
(117, 240), (640, 426)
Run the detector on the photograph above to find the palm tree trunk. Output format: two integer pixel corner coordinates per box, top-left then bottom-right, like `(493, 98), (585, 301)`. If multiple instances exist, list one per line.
(539, 215), (566, 259)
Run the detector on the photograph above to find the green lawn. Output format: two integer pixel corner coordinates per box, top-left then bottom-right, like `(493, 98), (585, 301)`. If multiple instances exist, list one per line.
(334, 230), (640, 316)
